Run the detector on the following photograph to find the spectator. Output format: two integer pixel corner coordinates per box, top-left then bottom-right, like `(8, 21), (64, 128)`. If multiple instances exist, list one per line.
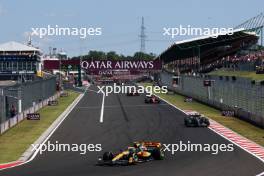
(10, 104), (16, 118)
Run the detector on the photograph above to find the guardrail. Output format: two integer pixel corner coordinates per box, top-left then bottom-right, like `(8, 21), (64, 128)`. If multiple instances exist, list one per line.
(0, 77), (57, 123)
(158, 71), (264, 128)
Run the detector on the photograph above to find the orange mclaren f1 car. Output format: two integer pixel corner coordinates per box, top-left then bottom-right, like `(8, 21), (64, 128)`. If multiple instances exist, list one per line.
(97, 142), (164, 166)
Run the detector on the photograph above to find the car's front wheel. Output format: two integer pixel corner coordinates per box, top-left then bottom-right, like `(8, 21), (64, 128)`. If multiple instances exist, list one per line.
(103, 152), (114, 161)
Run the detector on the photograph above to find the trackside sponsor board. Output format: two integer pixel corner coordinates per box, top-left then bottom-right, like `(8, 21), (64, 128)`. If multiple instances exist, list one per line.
(43, 60), (80, 70)
(27, 113), (41, 120)
(81, 60), (162, 70)
(43, 60), (162, 70)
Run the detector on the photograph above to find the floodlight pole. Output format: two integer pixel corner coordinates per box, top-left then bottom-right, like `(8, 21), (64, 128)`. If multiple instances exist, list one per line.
(140, 17), (146, 53)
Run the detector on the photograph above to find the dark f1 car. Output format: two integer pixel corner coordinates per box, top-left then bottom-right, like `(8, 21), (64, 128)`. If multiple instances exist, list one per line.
(97, 142), (164, 166)
(126, 90), (139, 96)
(184, 110), (210, 127)
(144, 95), (160, 104)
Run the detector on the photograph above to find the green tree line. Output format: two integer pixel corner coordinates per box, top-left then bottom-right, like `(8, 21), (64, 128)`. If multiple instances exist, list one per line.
(72, 51), (156, 60)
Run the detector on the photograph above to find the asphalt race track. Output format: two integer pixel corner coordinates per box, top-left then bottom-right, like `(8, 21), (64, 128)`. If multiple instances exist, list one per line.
(1, 86), (264, 176)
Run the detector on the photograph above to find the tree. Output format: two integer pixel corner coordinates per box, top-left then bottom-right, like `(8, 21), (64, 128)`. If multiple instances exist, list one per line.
(84, 50), (106, 60)
(106, 51), (120, 60)
(72, 51), (156, 60)
(133, 52), (156, 60)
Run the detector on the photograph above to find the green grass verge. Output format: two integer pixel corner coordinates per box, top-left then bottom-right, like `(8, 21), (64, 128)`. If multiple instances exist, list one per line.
(208, 70), (264, 81)
(0, 91), (79, 163)
(142, 83), (264, 146)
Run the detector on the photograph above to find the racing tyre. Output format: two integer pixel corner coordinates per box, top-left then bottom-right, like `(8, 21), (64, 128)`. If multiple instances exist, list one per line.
(204, 118), (210, 127)
(152, 149), (165, 160)
(103, 152), (114, 161)
(184, 118), (192, 127)
(201, 117), (210, 127)
(193, 118), (200, 127)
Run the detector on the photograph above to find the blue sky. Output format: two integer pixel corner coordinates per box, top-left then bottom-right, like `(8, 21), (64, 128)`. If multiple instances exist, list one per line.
(0, 0), (263, 57)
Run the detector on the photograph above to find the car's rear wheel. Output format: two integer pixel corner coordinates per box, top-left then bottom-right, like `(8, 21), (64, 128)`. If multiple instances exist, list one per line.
(152, 148), (165, 160)
(204, 118), (210, 127)
(184, 118), (192, 127)
(200, 117), (210, 127)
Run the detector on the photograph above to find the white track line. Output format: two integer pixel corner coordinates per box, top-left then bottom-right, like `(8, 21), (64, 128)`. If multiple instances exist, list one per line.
(87, 88), (105, 123)
(256, 171), (264, 176)
(100, 92), (105, 123)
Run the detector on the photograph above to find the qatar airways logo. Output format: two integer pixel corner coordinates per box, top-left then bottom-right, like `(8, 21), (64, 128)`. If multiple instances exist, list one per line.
(81, 60), (161, 70)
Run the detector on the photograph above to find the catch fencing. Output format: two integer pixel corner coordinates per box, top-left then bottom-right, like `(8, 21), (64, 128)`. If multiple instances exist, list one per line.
(0, 77), (58, 134)
(159, 71), (264, 128)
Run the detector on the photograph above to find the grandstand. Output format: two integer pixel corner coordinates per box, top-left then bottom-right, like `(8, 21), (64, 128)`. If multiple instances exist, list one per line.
(156, 13), (264, 75)
(155, 13), (264, 128)
(0, 41), (41, 81)
(156, 29), (261, 74)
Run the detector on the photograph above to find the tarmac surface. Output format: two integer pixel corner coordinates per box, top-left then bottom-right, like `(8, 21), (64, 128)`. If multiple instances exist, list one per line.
(1, 85), (264, 176)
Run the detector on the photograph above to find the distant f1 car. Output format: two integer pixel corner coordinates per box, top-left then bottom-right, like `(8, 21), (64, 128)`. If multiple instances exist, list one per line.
(184, 110), (210, 127)
(97, 142), (164, 166)
(184, 97), (193, 102)
(126, 90), (139, 96)
(144, 95), (160, 104)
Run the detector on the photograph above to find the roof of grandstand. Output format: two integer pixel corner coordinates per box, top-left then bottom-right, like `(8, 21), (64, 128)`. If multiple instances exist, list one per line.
(0, 41), (40, 52)
(156, 29), (258, 64)
(235, 13), (264, 31)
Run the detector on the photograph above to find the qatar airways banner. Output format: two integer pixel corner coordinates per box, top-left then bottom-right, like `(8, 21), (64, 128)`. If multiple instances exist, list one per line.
(44, 60), (80, 70)
(81, 60), (162, 70)
(44, 60), (162, 71)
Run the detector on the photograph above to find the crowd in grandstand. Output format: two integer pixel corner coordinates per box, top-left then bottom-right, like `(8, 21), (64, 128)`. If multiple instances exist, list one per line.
(199, 49), (264, 73)
(224, 49), (264, 63)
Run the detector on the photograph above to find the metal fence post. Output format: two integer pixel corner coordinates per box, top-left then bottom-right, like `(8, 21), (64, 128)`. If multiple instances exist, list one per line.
(18, 87), (22, 114)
